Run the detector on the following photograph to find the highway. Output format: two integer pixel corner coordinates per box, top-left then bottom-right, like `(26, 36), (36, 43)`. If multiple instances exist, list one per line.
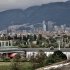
(0, 47), (70, 53)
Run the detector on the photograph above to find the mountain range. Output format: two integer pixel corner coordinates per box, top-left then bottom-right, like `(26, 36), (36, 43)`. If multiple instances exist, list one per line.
(0, 1), (70, 30)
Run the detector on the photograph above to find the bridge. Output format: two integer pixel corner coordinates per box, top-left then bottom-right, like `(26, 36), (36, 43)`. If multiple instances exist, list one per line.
(0, 47), (70, 53)
(0, 47), (70, 59)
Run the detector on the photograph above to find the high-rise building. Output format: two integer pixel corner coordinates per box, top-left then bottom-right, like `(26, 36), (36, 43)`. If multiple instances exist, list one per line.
(42, 21), (46, 31)
(54, 25), (59, 32)
(47, 21), (54, 32)
(30, 25), (34, 33)
(60, 24), (66, 32)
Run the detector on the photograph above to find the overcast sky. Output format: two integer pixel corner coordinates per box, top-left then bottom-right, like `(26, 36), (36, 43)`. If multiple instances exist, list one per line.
(0, 0), (68, 11)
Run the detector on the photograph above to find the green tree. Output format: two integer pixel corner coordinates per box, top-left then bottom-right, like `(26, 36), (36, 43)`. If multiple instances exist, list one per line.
(33, 34), (37, 41)
(23, 36), (27, 41)
(38, 34), (42, 40)
(10, 54), (21, 70)
(53, 50), (67, 61)
(35, 50), (47, 66)
(46, 50), (67, 65)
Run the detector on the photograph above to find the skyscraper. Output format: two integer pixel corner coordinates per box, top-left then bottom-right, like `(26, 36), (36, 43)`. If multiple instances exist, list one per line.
(42, 21), (46, 31)
(60, 24), (66, 32)
(47, 21), (54, 32)
(54, 25), (59, 32)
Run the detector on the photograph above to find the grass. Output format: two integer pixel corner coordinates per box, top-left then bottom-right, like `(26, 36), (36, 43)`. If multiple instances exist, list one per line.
(0, 62), (34, 70)
(0, 62), (10, 70)
(21, 62), (34, 70)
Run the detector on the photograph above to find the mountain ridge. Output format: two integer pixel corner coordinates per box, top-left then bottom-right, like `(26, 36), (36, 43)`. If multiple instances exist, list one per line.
(0, 1), (70, 30)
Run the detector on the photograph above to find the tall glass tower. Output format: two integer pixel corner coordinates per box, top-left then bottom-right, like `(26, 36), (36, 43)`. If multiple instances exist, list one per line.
(42, 21), (46, 31)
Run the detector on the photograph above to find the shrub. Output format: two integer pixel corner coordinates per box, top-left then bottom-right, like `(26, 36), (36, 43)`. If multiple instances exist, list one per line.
(46, 50), (67, 65)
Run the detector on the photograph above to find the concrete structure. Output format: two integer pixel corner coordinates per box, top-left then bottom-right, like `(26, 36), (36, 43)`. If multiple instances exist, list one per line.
(0, 48), (70, 59)
(42, 21), (46, 31)
(60, 24), (66, 32)
(0, 40), (13, 47)
(47, 21), (54, 32)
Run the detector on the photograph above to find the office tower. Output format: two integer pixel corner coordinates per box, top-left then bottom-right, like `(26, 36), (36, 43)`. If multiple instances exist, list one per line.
(54, 25), (59, 32)
(47, 21), (54, 32)
(42, 21), (46, 31)
(30, 25), (34, 32)
(60, 24), (66, 32)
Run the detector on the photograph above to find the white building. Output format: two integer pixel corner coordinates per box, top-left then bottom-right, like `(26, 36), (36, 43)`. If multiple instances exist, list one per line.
(47, 21), (54, 32)
(42, 21), (46, 31)
(0, 40), (13, 47)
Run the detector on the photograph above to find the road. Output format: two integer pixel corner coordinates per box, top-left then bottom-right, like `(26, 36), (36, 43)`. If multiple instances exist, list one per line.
(36, 61), (70, 70)
(0, 47), (70, 53)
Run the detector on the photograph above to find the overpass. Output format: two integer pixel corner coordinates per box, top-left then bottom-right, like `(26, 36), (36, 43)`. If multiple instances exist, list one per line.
(0, 47), (70, 59)
(0, 47), (70, 53)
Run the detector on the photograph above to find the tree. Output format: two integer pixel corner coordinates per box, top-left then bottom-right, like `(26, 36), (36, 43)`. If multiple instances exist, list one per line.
(34, 50), (47, 66)
(23, 36), (27, 41)
(46, 54), (55, 64)
(19, 35), (22, 41)
(46, 50), (67, 65)
(27, 35), (30, 40)
(30, 50), (47, 69)
(10, 54), (21, 70)
(14, 34), (18, 40)
(53, 50), (67, 61)
(33, 34), (37, 41)
(14, 54), (21, 62)
(30, 53), (35, 62)
(29, 35), (34, 42)
(8, 36), (13, 40)
(49, 37), (56, 43)
(10, 62), (21, 70)
(38, 34), (42, 40)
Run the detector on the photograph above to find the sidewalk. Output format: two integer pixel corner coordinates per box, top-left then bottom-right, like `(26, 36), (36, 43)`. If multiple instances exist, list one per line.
(36, 61), (70, 70)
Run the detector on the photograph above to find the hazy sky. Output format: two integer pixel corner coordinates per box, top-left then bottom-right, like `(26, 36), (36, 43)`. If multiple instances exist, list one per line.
(0, 0), (68, 11)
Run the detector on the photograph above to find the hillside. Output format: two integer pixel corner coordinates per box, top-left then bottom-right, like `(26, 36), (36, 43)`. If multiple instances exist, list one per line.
(0, 1), (70, 30)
